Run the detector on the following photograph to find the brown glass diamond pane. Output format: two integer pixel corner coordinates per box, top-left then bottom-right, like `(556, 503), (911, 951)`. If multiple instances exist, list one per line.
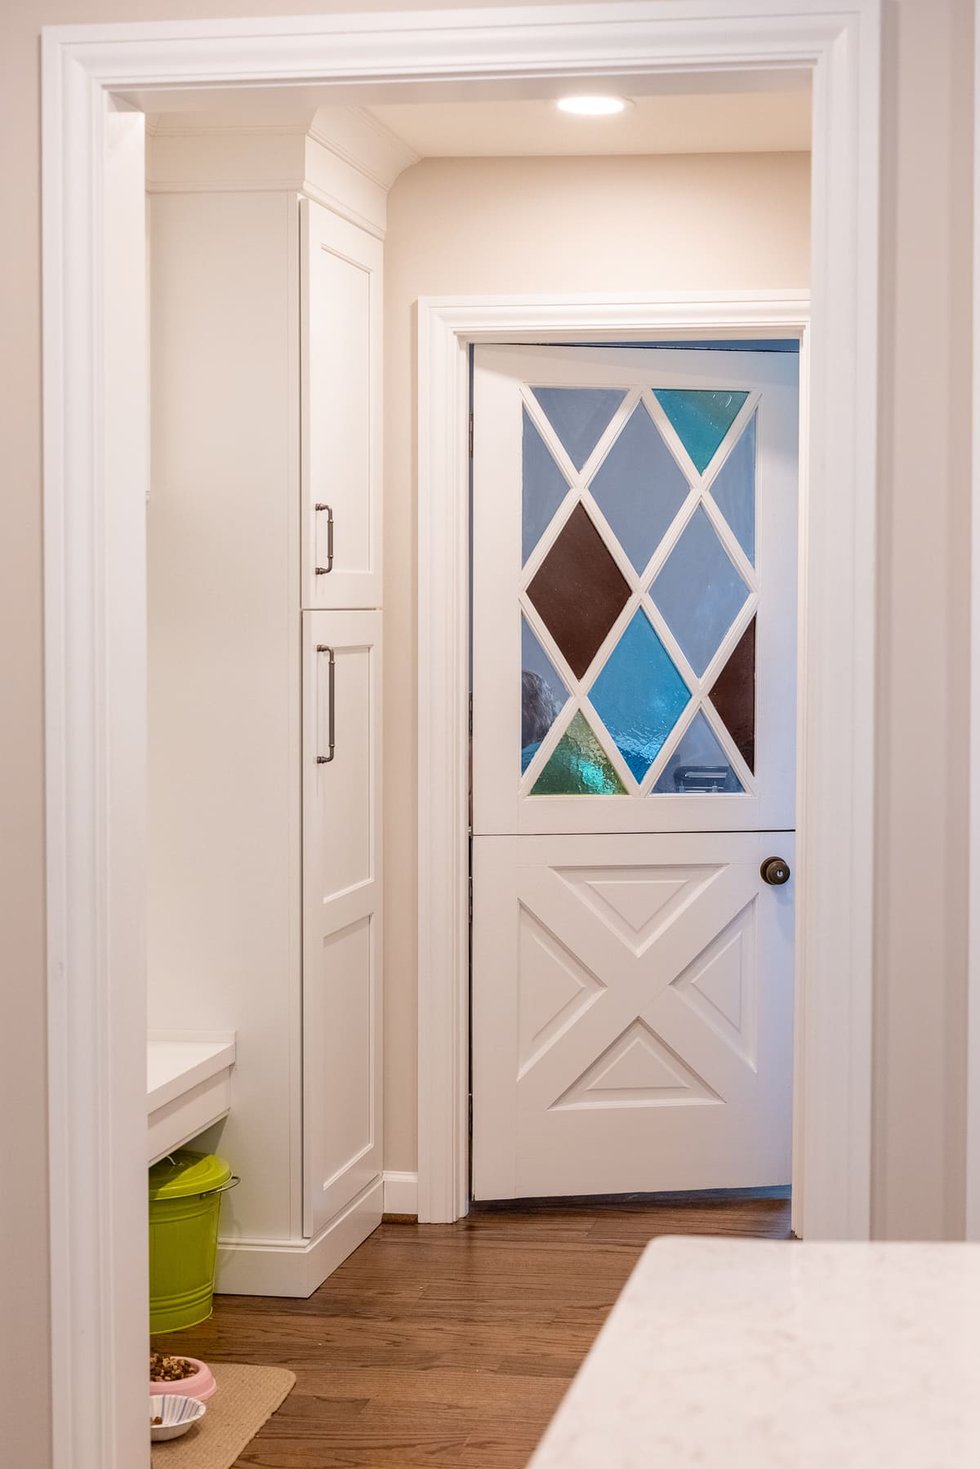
(709, 616), (756, 772)
(526, 503), (630, 680)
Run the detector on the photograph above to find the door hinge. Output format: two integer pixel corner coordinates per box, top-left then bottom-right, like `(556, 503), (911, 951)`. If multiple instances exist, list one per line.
(468, 412), (474, 457)
(468, 690), (473, 736)
(468, 872), (473, 924)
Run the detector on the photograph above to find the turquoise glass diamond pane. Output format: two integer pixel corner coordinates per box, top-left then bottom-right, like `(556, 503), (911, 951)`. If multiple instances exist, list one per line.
(589, 403), (690, 573)
(709, 413), (756, 564)
(521, 617), (569, 772)
(655, 389), (748, 474)
(531, 387), (627, 471)
(523, 407), (570, 563)
(589, 610), (691, 783)
(653, 710), (743, 794)
(651, 507), (749, 677)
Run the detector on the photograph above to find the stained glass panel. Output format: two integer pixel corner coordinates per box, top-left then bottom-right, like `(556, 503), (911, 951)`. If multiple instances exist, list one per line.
(653, 711), (744, 794)
(526, 503), (631, 680)
(531, 387), (627, 471)
(521, 617), (569, 772)
(655, 389), (748, 474)
(522, 407), (570, 564)
(709, 413), (756, 564)
(709, 617), (756, 772)
(588, 403), (690, 573)
(530, 710), (626, 795)
(589, 610), (691, 783)
(651, 506), (749, 677)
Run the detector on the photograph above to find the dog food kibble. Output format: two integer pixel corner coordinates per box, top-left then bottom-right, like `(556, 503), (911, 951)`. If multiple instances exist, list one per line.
(150, 1351), (196, 1382)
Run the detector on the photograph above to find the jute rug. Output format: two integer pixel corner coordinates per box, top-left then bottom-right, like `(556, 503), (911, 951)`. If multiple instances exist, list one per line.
(151, 1363), (296, 1469)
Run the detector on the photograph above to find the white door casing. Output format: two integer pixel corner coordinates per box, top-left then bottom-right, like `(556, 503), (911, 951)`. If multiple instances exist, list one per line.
(302, 611), (383, 1237)
(471, 346), (797, 1200)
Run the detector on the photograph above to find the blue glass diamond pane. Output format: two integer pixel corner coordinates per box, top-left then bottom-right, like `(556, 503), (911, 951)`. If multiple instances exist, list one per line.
(652, 507), (749, 678)
(653, 710), (743, 794)
(590, 610), (690, 782)
(531, 387), (626, 472)
(655, 389), (748, 474)
(589, 404), (690, 573)
(521, 617), (569, 772)
(709, 414), (756, 565)
(523, 407), (570, 563)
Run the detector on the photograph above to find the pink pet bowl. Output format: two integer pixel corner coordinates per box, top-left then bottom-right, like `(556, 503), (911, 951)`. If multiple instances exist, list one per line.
(150, 1357), (217, 1403)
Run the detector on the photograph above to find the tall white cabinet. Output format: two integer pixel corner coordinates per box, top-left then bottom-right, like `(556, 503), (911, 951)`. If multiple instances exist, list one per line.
(147, 112), (408, 1295)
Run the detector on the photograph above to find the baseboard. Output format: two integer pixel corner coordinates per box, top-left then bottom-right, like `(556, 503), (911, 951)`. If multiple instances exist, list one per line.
(214, 1176), (383, 1297)
(382, 1170), (419, 1216)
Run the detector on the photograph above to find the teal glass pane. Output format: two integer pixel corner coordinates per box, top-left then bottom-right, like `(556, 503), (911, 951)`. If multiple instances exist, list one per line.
(709, 413), (756, 564)
(521, 617), (569, 772)
(589, 610), (691, 783)
(531, 387), (627, 472)
(653, 711), (743, 794)
(651, 507), (749, 677)
(655, 389), (748, 474)
(530, 710), (626, 795)
(589, 404), (690, 573)
(523, 407), (570, 563)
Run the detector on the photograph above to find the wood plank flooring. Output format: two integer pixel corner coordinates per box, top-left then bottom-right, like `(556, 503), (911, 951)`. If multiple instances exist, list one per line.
(152, 1196), (791, 1468)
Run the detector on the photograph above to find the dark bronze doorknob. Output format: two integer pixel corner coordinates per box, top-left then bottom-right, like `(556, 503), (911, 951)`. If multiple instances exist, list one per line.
(761, 856), (791, 886)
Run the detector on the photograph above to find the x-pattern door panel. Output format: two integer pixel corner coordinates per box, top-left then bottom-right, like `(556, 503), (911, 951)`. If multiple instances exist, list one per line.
(472, 833), (794, 1201)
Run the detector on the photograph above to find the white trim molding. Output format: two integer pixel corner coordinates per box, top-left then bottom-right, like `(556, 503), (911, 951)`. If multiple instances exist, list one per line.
(41, 6), (880, 1466)
(383, 1171), (420, 1216)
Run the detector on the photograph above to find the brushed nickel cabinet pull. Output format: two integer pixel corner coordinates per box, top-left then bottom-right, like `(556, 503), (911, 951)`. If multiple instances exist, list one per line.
(316, 644), (335, 764)
(314, 503), (334, 575)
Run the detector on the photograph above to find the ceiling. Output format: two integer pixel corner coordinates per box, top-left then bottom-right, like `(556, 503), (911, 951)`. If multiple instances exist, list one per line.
(364, 87), (811, 158)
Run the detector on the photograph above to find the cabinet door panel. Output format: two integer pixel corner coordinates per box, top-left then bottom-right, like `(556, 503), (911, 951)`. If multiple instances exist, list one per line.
(303, 610), (383, 1236)
(302, 200), (383, 609)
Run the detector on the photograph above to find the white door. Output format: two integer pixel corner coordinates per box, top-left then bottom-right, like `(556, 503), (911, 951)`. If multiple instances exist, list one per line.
(302, 609), (382, 1236)
(471, 345), (798, 1200)
(301, 199), (383, 610)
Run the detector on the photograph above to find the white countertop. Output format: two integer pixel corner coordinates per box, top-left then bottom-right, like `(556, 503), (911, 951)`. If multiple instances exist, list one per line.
(529, 1237), (980, 1468)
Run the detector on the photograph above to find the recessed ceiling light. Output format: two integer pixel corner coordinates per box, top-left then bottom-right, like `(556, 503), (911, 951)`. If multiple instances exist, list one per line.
(555, 95), (630, 117)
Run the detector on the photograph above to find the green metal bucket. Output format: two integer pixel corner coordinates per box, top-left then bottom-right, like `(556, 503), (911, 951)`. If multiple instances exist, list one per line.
(148, 1150), (237, 1334)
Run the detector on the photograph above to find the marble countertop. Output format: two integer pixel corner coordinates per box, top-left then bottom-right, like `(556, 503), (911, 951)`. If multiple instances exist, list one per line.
(528, 1237), (980, 1468)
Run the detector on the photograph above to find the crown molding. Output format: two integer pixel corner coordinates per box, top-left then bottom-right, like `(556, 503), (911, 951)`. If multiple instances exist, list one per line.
(145, 105), (418, 234)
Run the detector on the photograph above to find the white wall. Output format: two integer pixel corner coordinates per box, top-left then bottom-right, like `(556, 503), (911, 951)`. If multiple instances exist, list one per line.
(382, 151), (812, 1169)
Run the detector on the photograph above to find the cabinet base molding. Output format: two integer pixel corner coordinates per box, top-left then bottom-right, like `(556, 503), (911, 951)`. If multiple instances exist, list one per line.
(382, 1171), (419, 1216)
(214, 1176), (383, 1297)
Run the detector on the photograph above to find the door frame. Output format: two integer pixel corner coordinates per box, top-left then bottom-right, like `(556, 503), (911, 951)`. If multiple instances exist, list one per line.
(41, 5), (879, 1465)
(419, 292), (828, 1230)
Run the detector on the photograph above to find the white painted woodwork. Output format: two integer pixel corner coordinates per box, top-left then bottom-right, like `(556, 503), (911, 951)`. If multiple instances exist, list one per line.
(302, 609), (383, 1239)
(302, 200), (384, 610)
(41, 9), (879, 1464)
(148, 182), (384, 1285)
(473, 832), (794, 1199)
(146, 106), (418, 240)
(471, 344), (798, 1200)
(147, 1034), (237, 1165)
(472, 345), (798, 836)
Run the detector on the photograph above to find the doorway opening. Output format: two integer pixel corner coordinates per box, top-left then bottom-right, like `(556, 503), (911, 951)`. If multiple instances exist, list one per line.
(42, 9), (879, 1465)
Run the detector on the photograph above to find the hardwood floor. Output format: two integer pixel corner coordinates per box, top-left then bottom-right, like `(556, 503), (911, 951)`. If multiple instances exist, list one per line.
(152, 1196), (791, 1468)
